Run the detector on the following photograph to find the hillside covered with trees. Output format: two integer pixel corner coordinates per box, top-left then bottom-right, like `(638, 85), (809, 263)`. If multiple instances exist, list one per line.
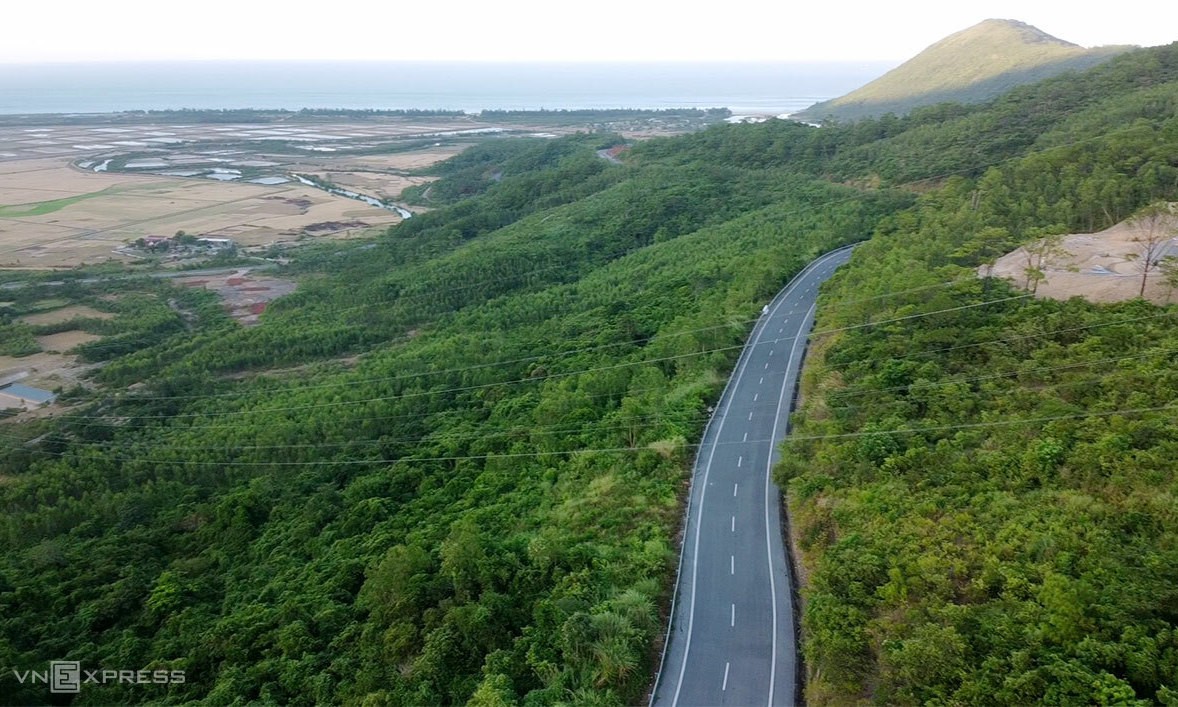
(2, 39), (1178, 706)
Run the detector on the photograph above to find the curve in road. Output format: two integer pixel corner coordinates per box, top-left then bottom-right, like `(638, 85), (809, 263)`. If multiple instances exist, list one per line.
(651, 246), (854, 707)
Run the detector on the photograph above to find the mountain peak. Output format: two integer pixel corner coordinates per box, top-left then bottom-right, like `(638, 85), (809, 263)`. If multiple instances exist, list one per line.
(970, 18), (1081, 48)
(794, 20), (1130, 122)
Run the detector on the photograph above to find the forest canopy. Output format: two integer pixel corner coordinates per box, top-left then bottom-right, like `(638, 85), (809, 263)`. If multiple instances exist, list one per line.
(3, 40), (1178, 706)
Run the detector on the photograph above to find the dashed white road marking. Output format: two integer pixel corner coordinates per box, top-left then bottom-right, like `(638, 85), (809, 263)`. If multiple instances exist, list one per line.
(733, 483), (738, 497)
(722, 662), (730, 690)
(759, 376), (764, 385)
(753, 393), (759, 402)
(742, 431), (748, 442)
(748, 411), (754, 420)
(731, 555), (735, 575)
(737, 455), (743, 467)
(731, 604), (736, 626)
(731, 515), (735, 532)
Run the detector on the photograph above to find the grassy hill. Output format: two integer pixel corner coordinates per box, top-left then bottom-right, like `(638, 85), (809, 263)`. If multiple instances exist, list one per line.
(794, 19), (1131, 123)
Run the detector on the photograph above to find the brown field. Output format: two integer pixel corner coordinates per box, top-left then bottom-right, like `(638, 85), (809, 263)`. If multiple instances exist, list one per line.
(19, 305), (114, 325)
(37, 330), (102, 352)
(311, 146), (469, 171)
(0, 160), (402, 267)
(0, 157), (151, 204)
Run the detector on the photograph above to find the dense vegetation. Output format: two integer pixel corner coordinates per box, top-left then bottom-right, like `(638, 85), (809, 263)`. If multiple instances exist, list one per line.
(0, 125), (902, 704)
(3, 39), (1178, 706)
(795, 19), (1129, 123)
(778, 45), (1178, 705)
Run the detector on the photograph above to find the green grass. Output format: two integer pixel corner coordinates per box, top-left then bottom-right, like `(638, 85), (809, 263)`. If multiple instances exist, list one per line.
(0, 188), (114, 217)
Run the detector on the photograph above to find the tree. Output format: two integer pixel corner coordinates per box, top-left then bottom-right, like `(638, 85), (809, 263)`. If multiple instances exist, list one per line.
(1021, 228), (1067, 294)
(1127, 201), (1177, 298)
(1160, 256), (1178, 304)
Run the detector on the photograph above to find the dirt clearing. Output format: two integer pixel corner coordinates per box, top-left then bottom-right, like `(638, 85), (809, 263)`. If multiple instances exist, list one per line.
(989, 217), (1178, 304)
(36, 331), (102, 351)
(19, 305), (114, 325)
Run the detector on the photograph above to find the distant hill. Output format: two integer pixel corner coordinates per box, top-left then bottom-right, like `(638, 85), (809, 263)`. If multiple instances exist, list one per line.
(794, 19), (1132, 122)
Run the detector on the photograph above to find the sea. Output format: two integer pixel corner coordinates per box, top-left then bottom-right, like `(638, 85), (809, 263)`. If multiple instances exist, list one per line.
(0, 61), (894, 116)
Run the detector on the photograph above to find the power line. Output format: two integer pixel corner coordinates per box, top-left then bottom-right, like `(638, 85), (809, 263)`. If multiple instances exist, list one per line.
(100, 278), (970, 404)
(45, 293), (1030, 425)
(780, 403), (1178, 444)
(822, 347), (1178, 402)
(8, 403), (1174, 469)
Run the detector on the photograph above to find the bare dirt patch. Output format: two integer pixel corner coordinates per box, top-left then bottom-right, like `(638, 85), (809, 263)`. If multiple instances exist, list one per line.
(0, 350), (96, 391)
(19, 305), (114, 325)
(37, 330), (102, 352)
(304, 220), (370, 234)
(175, 269), (297, 326)
(989, 218), (1178, 304)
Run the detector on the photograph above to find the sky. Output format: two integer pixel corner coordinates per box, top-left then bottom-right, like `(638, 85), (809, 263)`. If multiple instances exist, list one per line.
(2, 0), (1175, 64)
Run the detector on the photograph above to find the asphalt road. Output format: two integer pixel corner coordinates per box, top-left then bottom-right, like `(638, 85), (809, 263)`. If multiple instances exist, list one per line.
(651, 246), (854, 707)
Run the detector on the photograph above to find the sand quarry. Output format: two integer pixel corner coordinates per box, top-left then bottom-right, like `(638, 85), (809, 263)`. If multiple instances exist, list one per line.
(989, 216), (1178, 304)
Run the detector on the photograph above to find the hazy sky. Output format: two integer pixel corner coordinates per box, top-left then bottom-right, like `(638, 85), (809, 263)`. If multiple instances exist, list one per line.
(3, 0), (1174, 63)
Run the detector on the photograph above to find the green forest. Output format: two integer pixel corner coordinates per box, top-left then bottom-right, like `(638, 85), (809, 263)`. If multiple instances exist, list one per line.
(2, 41), (1178, 705)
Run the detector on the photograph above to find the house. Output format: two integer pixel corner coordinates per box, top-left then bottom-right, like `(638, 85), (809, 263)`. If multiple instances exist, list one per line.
(140, 236), (172, 251)
(0, 383), (56, 410)
(197, 237), (235, 250)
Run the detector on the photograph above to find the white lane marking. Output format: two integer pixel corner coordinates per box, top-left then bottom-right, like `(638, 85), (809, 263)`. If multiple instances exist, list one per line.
(743, 431), (748, 442)
(778, 328), (783, 333)
(753, 393), (759, 402)
(737, 455), (743, 467)
(764, 361), (769, 369)
(668, 249), (844, 706)
(722, 662), (730, 691)
(763, 298), (819, 705)
(731, 603), (736, 627)
(759, 376), (764, 385)
(733, 483), (738, 497)
(748, 411), (754, 420)
(731, 515), (735, 532)
(769, 349), (775, 356)
(731, 555), (735, 575)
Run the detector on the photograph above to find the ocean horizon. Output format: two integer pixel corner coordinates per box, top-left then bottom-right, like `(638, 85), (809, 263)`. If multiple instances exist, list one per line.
(0, 61), (894, 116)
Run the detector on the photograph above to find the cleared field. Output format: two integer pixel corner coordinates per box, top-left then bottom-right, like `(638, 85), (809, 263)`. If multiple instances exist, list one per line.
(19, 305), (114, 325)
(37, 330), (101, 351)
(0, 157), (154, 204)
(0, 161), (401, 267)
(315, 146), (469, 171)
(0, 349), (90, 390)
(176, 269), (298, 326)
(990, 217), (1178, 304)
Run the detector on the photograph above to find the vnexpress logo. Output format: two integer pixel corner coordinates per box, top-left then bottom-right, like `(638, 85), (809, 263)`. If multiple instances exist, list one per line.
(12, 661), (184, 694)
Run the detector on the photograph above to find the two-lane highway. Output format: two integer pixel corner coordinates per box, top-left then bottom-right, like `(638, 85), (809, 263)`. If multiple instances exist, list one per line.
(651, 246), (854, 706)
